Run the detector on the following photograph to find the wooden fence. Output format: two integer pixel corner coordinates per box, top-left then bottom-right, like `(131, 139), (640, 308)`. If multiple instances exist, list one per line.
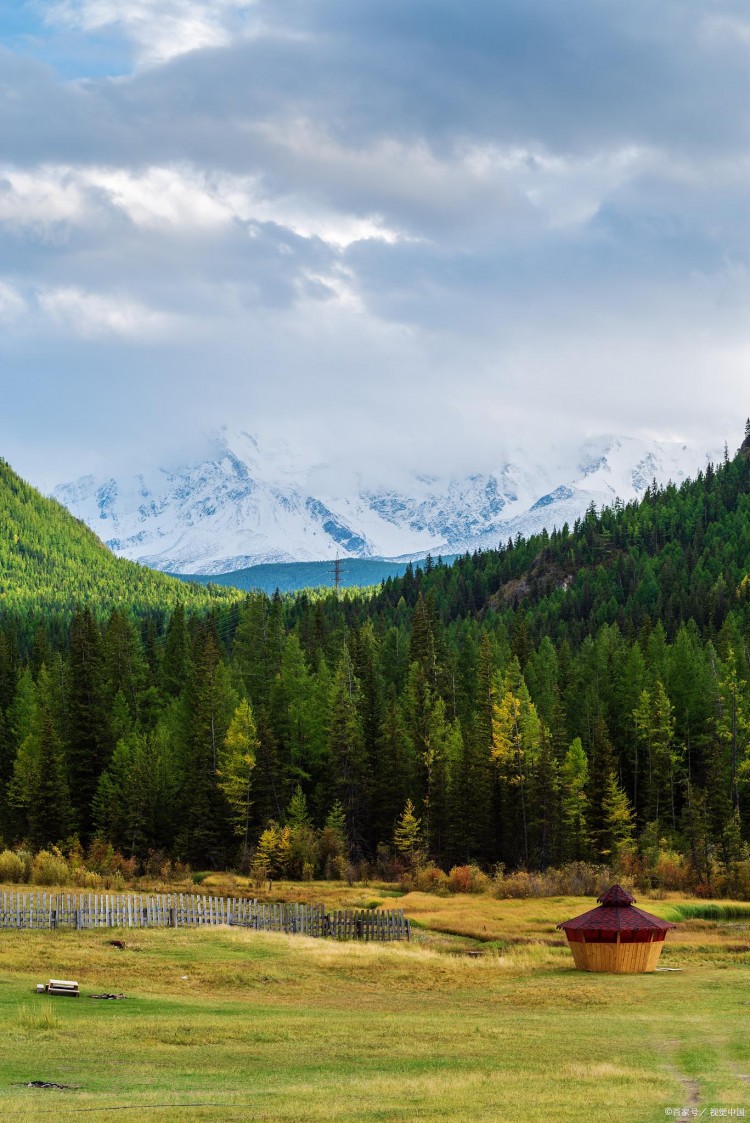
(0, 891), (410, 942)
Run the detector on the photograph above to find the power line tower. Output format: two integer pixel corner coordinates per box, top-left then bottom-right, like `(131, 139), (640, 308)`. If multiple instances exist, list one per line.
(331, 552), (342, 597)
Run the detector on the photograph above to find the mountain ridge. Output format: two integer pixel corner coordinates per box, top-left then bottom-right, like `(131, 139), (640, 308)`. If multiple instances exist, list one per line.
(52, 428), (721, 576)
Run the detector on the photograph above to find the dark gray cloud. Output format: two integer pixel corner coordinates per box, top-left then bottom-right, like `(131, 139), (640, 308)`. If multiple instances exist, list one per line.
(1, 0), (748, 487)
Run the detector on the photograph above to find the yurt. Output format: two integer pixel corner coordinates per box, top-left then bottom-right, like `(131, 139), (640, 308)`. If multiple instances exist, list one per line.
(557, 885), (676, 973)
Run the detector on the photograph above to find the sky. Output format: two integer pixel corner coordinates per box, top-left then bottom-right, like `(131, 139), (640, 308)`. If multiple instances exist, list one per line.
(1, 0), (750, 490)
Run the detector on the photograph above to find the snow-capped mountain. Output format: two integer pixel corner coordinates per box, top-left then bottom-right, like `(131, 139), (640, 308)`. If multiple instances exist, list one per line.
(52, 429), (720, 575)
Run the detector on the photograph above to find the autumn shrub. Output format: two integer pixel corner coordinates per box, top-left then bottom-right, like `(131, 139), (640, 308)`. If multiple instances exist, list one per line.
(549, 862), (620, 897)
(713, 860), (750, 901)
(73, 867), (103, 889)
(374, 844), (403, 881)
(287, 825), (319, 879)
(318, 827), (346, 867)
(493, 869), (538, 898)
(413, 866), (450, 893)
(325, 855), (347, 881)
(447, 865), (489, 894)
(86, 838), (118, 874)
(144, 850), (169, 879)
(30, 849), (71, 886)
(0, 850), (27, 883)
(15, 850), (33, 881)
(653, 850), (692, 891)
(250, 863), (269, 889)
(119, 855), (140, 881)
(492, 863), (623, 899)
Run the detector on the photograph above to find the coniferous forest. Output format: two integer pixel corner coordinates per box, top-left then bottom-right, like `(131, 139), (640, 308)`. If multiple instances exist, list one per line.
(5, 430), (750, 893)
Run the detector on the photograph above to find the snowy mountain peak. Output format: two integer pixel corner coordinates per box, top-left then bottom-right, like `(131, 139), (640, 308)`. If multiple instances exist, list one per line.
(52, 431), (721, 575)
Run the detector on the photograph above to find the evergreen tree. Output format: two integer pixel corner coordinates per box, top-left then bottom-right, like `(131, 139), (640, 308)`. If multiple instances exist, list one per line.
(162, 604), (189, 698)
(325, 800), (347, 843)
(328, 649), (371, 858)
(561, 738), (589, 860)
(180, 621), (237, 865)
(286, 783), (311, 829)
(17, 667), (72, 848)
(393, 799), (424, 867)
(491, 658), (541, 865)
(601, 774), (636, 864)
(586, 717), (616, 859)
(67, 608), (109, 837)
(218, 699), (259, 860)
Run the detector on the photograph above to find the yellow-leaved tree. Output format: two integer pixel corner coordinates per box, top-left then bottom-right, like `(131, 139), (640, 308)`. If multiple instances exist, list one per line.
(491, 657), (542, 866)
(218, 698), (259, 860)
(393, 798), (424, 869)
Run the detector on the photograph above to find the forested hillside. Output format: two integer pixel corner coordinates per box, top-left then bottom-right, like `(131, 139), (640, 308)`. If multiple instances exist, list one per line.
(3, 433), (750, 894)
(0, 458), (240, 621)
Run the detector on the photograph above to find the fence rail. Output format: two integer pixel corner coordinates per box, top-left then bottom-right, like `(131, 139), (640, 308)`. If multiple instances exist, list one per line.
(0, 891), (409, 941)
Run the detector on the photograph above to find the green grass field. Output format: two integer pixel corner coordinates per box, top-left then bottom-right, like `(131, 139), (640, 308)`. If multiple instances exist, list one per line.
(1, 889), (749, 1121)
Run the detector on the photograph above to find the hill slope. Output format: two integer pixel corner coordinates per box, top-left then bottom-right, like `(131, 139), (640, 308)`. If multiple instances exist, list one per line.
(175, 556), (455, 595)
(365, 435), (750, 643)
(0, 458), (241, 617)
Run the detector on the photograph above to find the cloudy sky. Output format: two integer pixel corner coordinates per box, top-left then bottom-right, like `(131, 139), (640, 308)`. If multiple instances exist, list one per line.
(1, 0), (749, 489)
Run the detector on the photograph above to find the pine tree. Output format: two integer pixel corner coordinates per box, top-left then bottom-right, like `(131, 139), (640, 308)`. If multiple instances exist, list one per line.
(601, 774), (636, 865)
(323, 800), (348, 861)
(218, 699), (259, 860)
(351, 621), (384, 842)
(0, 706), (11, 838)
(253, 823), (281, 875)
(445, 714), (493, 866)
(286, 783), (310, 829)
(276, 824), (293, 876)
(373, 695), (414, 839)
(561, 738), (589, 860)
(233, 594), (273, 710)
(529, 726), (560, 868)
(0, 627), (18, 716)
(393, 799), (424, 867)
(94, 724), (179, 857)
(103, 608), (146, 718)
(162, 604), (189, 698)
(716, 647), (749, 814)
(409, 594), (436, 684)
(67, 608), (109, 837)
(586, 716), (616, 858)
(491, 658), (541, 866)
(180, 621), (237, 866)
(22, 667), (72, 848)
(328, 649), (371, 858)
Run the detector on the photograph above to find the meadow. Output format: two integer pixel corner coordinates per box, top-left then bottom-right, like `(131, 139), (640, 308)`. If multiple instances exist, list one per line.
(0, 885), (749, 1121)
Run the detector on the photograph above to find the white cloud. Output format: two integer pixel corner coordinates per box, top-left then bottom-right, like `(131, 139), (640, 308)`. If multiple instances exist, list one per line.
(0, 282), (26, 322)
(2, 0), (750, 488)
(44, 0), (259, 65)
(0, 163), (403, 248)
(37, 286), (174, 338)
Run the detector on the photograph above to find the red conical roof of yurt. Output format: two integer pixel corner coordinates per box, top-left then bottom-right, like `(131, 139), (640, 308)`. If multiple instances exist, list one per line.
(557, 885), (676, 937)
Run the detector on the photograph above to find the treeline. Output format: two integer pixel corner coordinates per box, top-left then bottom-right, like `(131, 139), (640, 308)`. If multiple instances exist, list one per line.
(3, 433), (750, 892)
